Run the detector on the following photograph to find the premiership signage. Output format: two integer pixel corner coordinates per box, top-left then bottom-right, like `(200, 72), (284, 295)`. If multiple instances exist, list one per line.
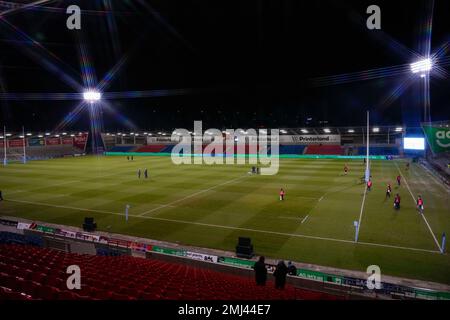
(279, 135), (341, 144)
(160, 134), (341, 145)
(422, 125), (450, 154)
(147, 136), (174, 144)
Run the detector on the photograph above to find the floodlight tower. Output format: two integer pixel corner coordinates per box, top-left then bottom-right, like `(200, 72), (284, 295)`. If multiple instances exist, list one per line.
(83, 90), (101, 103)
(410, 58), (433, 123)
(83, 89), (104, 154)
(410, 58), (433, 76)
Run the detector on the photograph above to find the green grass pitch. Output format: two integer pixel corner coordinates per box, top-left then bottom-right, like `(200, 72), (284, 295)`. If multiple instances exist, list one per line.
(1, 155), (449, 284)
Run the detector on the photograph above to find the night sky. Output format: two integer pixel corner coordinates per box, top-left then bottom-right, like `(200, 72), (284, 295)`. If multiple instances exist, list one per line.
(0, 0), (449, 132)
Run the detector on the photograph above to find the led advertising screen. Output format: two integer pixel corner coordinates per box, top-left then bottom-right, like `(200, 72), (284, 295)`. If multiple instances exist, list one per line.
(403, 137), (425, 150)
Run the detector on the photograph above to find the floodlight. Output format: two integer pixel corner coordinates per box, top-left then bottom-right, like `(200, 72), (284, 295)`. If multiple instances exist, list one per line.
(301, 129), (308, 134)
(83, 90), (101, 103)
(410, 58), (432, 74)
(26, 133), (32, 136)
(348, 129), (355, 133)
(373, 127), (380, 133)
(323, 128), (331, 133)
(395, 127), (403, 132)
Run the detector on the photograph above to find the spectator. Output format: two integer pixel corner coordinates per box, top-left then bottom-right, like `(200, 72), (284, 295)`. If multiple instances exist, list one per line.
(253, 256), (267, 286)
(287, 261), (297, 276)
(0, 190), (3, 201)
(273, 260), (288, 289)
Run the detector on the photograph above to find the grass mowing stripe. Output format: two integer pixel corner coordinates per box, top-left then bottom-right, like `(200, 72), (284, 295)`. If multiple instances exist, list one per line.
(138, 175), (249, 216)
(3, 198), (439, 254)
(6, 198), (122, 215)
(394, 161), (442, 252)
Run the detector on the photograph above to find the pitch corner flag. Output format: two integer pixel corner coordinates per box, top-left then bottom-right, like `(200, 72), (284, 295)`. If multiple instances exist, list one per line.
(442, 233), (446, 254)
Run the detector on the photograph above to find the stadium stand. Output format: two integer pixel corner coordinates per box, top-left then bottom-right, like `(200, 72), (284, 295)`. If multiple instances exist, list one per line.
(0, 243), (343, 300)
(126, 144), (307, 155)
(161, 145), (175, 153)
(135, 145), (167, 152)
(0, 145), (84, 161)
(425, 153), (450, 183)
(357, 146), (399, 156)
(279, 145), (306, 155)
(95, 247), (125, 257)
(0, 232), (43, 247)
(304, 145), (344, 155)
(108, 145), (137, 152)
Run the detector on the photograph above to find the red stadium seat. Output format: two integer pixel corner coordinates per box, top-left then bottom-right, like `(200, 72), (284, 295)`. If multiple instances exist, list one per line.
(0, 244), (344, 300)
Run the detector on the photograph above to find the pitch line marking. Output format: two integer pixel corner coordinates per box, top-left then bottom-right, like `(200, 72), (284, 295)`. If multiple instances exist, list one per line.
(3, 199), (440, 254)
(138, 175), (248, 216)
(394, 162), (442, 252)
(278, 216), (302, 221)
(301, 215), (309, 224)
(295, 196), (320, 200)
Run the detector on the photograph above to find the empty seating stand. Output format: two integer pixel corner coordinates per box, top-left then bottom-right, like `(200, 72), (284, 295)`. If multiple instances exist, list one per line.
(0, 244), (343, 300)
(0, 232), (43, 247)
(279, 145), (306, 155)
(108, 146), (137, 152)
(305, 145), (344, 155)
(135, 145), (167, 153)
(357, 146), (399, 156)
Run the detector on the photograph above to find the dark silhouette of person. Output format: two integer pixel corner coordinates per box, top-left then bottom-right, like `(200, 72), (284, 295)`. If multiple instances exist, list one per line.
(0, 190), (3, 201)
(253, 256), (267, 286)
(273, 260), (288, 289)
